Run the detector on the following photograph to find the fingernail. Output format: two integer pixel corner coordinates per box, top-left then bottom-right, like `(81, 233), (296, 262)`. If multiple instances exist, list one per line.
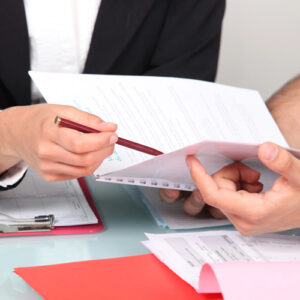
(262, 144), (278, 162)
(110, 135), (118, 144)
(192, 190), (204, 206)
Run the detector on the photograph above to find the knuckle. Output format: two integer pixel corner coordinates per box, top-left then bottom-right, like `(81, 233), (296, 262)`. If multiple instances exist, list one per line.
(71, 139), (85, 153)
(39, 116), (49, 129)
(203, 193), (217, 207)
(83, 167), (96, 177)
(81, 112), (103, 127)
(38, 161), (50, 173)
(95, 138), (109, 150)
(247, 209), (266, 224)
(238, 228), (251, 236)
(93, 117), (104, 127)
(276, 152), (293, 173)
(159, 189), (175, 203)
(61, 105), (77, 113)
(236, 223), (254, 236)
(36, 145), (50, 159)
(88, 112), (103, 123)
(41, 173), (56, 182)
(81, 155), (95, 167)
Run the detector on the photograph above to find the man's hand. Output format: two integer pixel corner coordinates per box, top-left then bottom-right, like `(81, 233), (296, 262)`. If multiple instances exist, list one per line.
(0, 104), (118, 181)
(186, 142), (300, 236)
(159, 186), (226, 219)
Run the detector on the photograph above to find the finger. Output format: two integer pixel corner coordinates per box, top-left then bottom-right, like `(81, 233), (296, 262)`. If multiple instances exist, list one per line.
(59, 106), (118, 132)
(159, 189), (181, 203)
(258, 142), (300, 186)
(54, 128), (118, 153)
(240, 182), (264, 193)
(209, 164), (259, 218)
(36, 146), (114, 177)
(35, 142), (115, 167)
(40, 173), (79, 182)
(186, 156), (263, 216)
(208, 164), (261, 219)
(211, 163), (263, 193)
(37, 160), (103, 179)
(183, 190), (205, 216)
(71, 146), (114, 167)
(207, 206), (226, 219)
(212, 162), (261, 185)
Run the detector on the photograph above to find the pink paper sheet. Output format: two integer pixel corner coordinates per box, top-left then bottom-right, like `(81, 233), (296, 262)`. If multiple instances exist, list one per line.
(199, 261), (300, 300)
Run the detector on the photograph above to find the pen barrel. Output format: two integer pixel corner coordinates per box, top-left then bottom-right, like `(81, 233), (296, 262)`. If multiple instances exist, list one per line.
(117, 138), (163, 156)
(56, 117), (163, 156)
(58, 118), (99, 133)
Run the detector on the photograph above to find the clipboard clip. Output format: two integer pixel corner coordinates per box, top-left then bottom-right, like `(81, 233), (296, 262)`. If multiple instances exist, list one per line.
(0, 214), (55, 233)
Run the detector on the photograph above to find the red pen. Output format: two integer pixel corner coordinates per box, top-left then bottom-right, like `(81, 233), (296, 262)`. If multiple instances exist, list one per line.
(54, 116), (163, 156)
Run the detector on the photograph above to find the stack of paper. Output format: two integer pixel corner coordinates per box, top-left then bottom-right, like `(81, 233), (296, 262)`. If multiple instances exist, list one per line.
(125, 185), (231, 229)
(143, 230), (300, 299)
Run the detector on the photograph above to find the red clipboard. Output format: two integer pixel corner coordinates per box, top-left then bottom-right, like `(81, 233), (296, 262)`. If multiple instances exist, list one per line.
(0, 177), (104, 237)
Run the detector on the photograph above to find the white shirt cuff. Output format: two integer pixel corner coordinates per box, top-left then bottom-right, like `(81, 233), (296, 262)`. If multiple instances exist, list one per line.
(0, 161), (28, 188)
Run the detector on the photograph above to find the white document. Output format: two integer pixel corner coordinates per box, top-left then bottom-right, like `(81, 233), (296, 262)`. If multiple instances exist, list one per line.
(0, 168), (97, 226)
(138, 186), (231, 229)
(143, 231), (300, 290)
(29, 72), (298, 191)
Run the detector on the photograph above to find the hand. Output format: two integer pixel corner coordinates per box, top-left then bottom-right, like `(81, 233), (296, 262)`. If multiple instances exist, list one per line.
(186, 142), (300, 235)
(0, 104), (118, 181)
(159, 189), (226, 219)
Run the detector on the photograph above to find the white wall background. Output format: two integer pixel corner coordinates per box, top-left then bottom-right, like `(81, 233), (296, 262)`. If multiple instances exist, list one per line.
(216, 0), (300, 100)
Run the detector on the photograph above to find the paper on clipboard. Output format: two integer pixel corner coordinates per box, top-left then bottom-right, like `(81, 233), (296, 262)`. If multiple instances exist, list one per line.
(0, 168), (103, 236)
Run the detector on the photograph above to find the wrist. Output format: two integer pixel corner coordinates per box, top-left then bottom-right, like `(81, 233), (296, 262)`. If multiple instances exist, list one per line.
(267, 95), (300, 148)
(0, 107), (22, 171)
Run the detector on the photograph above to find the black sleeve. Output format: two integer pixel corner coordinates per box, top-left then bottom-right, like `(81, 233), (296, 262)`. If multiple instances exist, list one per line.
(144, 0), (225, 82)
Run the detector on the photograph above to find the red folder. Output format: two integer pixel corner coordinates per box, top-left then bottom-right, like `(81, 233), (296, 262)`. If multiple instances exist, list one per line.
(0, 177), (103, 237)
(15, 254), (223, 300)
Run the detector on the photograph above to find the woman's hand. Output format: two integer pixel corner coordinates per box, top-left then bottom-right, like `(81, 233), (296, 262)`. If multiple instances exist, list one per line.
(0, 104), (118, 181)
(186, 142), (300, 235)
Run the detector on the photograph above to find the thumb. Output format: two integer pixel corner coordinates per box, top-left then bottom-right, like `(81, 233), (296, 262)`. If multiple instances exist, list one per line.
(258, 142), (300, 186)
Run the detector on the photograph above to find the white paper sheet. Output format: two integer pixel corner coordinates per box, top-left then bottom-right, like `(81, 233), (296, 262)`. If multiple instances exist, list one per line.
(0, 168), (97, 226)
(143, 231), (300, 290)
(29, 72), (293, 190)
(139, 186), (231, 229)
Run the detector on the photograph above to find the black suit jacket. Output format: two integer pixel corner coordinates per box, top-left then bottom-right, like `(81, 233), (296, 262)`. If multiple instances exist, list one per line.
(0, 0), (225, 109)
